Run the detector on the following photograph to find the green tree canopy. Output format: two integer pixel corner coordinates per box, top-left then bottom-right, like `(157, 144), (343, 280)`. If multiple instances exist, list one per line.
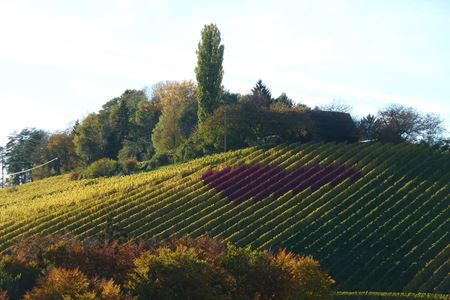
(151, 81), (198, 157)
(195, 24), (224, 126)
(73, 89), (160, 165)
(242, 80), (273, 108)
(5, 128), (49, 184)
(73, 113), (107, 164)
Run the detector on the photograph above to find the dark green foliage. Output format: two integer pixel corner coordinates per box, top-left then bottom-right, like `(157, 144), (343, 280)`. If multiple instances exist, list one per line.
(247, 79), (272, 108)
(195, 24), (224, 126)
(73, 113), (107, 164)
(0, 257), (39, 300)
(146, 152), (170, 169)
(272, 92), (294, 108)
(430, 139), (450, 153)
(74, 89), (160, 166)
(357, 114), (378, 140)
(177, 103), (312, 161)
(5, 128), (49, 184)
(222, 90), (240, 105)
(103, 212), (128, 242)
(308, 110), (360, 142)
(80, 158), (121, 179)
(0, 261), (20, 300)
(110, 99), (130, 146)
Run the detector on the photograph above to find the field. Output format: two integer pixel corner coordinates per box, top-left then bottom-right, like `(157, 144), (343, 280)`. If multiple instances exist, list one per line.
(0, 142), (448, 294)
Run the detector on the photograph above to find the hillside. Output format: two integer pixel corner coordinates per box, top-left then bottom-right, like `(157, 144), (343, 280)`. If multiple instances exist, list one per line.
(0, 142), (448, 294)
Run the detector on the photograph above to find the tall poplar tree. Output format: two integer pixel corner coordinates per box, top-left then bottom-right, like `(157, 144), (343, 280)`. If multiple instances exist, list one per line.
(195, 24), (224, 126)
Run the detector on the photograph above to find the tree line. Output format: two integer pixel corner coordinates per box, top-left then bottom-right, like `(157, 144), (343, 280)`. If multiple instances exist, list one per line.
(0, 236), (334, 300)
(0, 24), (447, 185)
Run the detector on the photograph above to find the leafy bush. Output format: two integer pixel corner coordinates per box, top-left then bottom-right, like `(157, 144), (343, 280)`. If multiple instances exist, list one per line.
(0, 261), (19, 300)
(80, 158), (121, 179)
(43, 239), (149, 284)
(96, 279), (128, 300)
(146, 153), (170, 170)
(273, 250), (335, 300)
(121, 157), (138, 175)
(68, 170), (80, 181)
(0, 257), (40, 300)
(0, 236), (334, 300)
(128, 246), (234, 300)
(23, 268), (133, 300)
(222, 245), (334, 300)
(221, 244), (284, 299)
(175, 104), (313, 162)
(23, 268), (94, 300)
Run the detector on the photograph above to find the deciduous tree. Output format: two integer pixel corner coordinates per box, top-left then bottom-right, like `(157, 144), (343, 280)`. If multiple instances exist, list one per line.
(375, 104), (444, 144)
(151, 81), (197, 157)
(195, 24), (224, 126)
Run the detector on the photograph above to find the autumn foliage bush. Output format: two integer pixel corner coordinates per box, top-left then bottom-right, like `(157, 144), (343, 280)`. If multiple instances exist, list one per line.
(0, 236), (334, 300)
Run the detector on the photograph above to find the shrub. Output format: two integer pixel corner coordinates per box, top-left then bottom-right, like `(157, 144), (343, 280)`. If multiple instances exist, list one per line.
(1, 236), (335, 300)
(221, 244), (286, 299)
(68, 170), (80, 180)
(23, 268), (94, 300)
(96, 280), (124, 300)
(0, 256), (40, 300)
(121, 158), (138, 175)
(0, 261), (19, 300)
(146, 153), (170, 170)
(80, 158), (121, 179)
(127, 246), (235, 300)
(221, 245), (335, 300)
(273, 250), (335, 300)
(43, 239), (150, 285)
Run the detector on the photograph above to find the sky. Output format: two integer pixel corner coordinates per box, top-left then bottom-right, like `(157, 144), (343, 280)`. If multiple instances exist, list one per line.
(0, 0), (449, 146)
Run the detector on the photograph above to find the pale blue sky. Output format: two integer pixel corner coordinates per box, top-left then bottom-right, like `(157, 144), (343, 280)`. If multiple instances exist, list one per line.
(1, 0), (449, 146)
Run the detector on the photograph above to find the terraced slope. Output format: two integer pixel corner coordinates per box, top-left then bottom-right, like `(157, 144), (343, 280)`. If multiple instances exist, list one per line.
(0, 142), (448, 294)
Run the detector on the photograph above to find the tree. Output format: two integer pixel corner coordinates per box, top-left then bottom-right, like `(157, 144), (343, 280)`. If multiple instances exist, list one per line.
(223, 90), (240, 105)
(245, 79), (273, 108)
(0, 147), (5, 188)
(151, 81), (197, 157)
(73, 114), (107, 164)
(319, 100), (352, 113)
(177, 102), (312, 161)
(356, 114), (377, 140)
(110, 99), (129, 143)
(375, 104), (445, 144)
(5, 128), (49, 184)
(103, 90), (146, 159)
(195, 24), (224, 126)
(73, 89), (159, 165)
(252, 79), (272, 100)
(46, 131), (79, 174)
(272, 93), (293, 108)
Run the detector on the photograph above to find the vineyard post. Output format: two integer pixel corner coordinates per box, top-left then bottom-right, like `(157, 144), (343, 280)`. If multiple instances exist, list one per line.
(0, 147), (4, 188)
(224, 108), (227, 152)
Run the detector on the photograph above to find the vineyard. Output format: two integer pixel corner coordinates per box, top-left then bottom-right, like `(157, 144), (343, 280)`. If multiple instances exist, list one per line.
(0, 142), (448, 295)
